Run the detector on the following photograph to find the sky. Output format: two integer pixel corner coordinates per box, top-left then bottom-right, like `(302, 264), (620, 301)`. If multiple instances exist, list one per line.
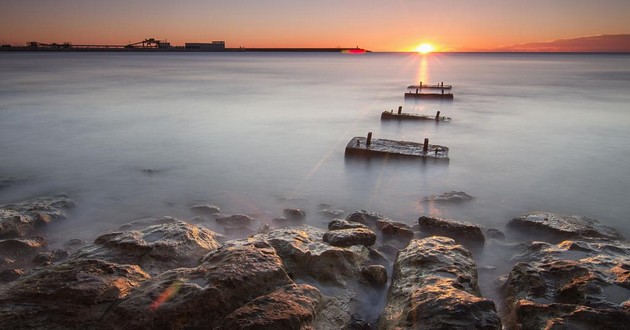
(1, 0), (629, 51)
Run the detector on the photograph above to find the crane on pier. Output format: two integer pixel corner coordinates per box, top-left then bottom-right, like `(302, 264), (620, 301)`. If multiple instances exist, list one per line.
(125, 38), (171, 49)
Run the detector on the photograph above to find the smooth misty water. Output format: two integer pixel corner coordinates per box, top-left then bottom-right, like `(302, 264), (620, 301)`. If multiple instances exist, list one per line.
(1, 53), (629, 268)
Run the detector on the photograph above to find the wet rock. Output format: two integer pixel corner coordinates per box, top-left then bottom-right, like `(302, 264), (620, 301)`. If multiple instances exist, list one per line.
(0, 268), (23, 282)
(0, 195), (75, 238)
(376, 244), (399, 258)
(418, 215), (485, 248)
(259, 226), (371, 286)
(375, 219), (414, 241)
(346, 210), (387, 226)
(32, 249), (69, 265)
(72, 218), (222, 275)
(422, 190), (475, 203)
(216, 283), (322, 329)
(283, 208), (306, 220)
(502, 239), (630, 329)
(378, 237), (501, 329)
(328, 218), (368, 230)
(360, 265), (388, 287)
(319, 208), (345, 219)
(344, 314), (372, 330)
(483, 227), (506, 240)
(513, 300), (630, 329)
(216, 214), (255, 226)
(0, 259), (150, 328)
(507, 211), (624, 242)
(190, 204), (221, 216)
(103, 241), (293, 329)
(323, 227), (377, 247)
(0, 236), (47, 259)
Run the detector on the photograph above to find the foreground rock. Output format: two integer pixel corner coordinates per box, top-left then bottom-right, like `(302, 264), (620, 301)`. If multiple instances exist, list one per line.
(103, 241), (295, 328)
(0, 194), (75, 238)
(507, 211), (624, 242)
(0, 259), (150, 328)
(418, 215), (485, 248)
(259, 226), (371, 287)
(328, 219), (368, 230)
(323, 227), (376, 247)
(216, 283), (322, 329)
(422, 191), (474, 203)
(346, 210), (387, 226)
(72, 218), (222, 275)
(375, 219), (414, 241)
(501, 239), (630, 329)
(378, 237), (501, 329)
(0, 236), (48, 274)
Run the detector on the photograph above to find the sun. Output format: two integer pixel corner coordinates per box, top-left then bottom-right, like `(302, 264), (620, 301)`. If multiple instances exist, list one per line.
(415, 43), (435, 54)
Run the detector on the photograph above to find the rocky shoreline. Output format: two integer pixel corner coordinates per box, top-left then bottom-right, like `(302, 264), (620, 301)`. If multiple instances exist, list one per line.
(1, 195), (628, 329)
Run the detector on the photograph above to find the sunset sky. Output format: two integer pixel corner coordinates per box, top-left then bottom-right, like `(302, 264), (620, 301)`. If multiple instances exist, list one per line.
(1, 0), (629, 51)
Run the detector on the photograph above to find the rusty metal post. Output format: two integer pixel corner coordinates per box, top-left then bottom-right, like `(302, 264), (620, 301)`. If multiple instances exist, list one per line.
(423, 138), (429, 154)
(435, 111), (440, 121)
(367, 132), (372, 146)
(398, 106), (402, 114)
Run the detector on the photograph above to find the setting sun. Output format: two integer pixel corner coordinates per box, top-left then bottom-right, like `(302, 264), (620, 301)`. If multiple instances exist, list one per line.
(416, 43), (435, 54)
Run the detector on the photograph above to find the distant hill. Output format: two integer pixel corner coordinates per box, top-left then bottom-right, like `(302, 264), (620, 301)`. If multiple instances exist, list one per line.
(492, 34), (630, 52)
(455, 34), (630, 52)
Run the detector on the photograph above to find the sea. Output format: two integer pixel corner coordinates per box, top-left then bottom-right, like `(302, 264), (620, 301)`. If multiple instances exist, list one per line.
(1, 52), (629, 302)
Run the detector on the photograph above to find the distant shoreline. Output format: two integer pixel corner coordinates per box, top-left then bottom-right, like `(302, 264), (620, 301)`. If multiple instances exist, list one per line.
(0, 46), (370, 53)
(1, 47), (627, 55)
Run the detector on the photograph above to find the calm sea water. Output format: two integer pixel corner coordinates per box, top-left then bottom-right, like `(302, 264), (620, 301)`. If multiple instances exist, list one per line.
(1, 52), (630, 246)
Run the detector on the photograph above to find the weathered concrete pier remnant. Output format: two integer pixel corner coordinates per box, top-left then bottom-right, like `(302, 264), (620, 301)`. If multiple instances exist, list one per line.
(404, 82), (454, 100)
(407, 81), (452, 90)
(345, 133), (449, 160)
(381, 107), (450, 122)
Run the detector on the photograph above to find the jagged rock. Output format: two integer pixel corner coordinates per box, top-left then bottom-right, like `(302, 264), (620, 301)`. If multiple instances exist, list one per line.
(0, 268), (23, 282)
(72, 218), (222, 275)
(258, 226), (371, 287)
(0, 195), (75, 238)
(216, 214), (255, 226)
(283, 208), (306, 220)
(32, 249), (69, 265)
(346, 210), (387, 226)
(422, 191), (474, 203)
(507, 211), (624, 242)
(319, 209), (345, 219)
(216, 284), (322, 329)
(507, 300), (630, 329)
(103, 241), (294, 329)
(323, 228), (377, 247)
(360, 265), (388, 287)
(344, 314), (372, 330)
(375, 219), (414, 241)
(0, 236), (47, 259)
(328, 219), (368, 230)
(0, 259), (149, 328)
(378, 237), (501, 329)
(190, 204), (221, 216)
(502, 239), (630, 329)
(418, 215), (485, 247)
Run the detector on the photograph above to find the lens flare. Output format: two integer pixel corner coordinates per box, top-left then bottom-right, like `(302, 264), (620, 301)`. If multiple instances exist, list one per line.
(151, 280), (182, 311)
(416, 43), (435, 54)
